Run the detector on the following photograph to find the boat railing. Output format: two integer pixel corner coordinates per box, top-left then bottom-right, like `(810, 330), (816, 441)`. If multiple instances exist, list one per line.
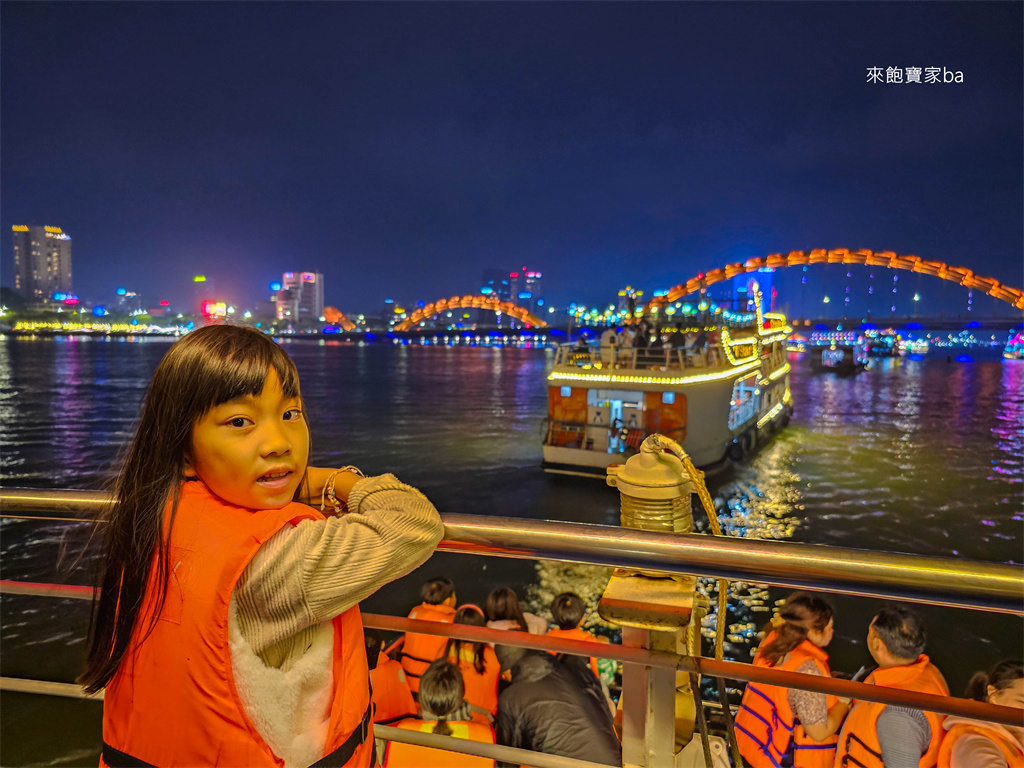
(544, 419), (686, 451)
(2, 488), (1022, 767)
(552, 345), (725, 371)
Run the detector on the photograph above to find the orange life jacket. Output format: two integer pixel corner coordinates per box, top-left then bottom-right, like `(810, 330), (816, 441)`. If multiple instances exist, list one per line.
(382, 719), (496, 767)
(399, 603), (455, 693)
(937, 722), (1024, 768)
(101, 481), (373, 768)
(447, 644), (501, 717)
(544, 627), (609, 678)
(734, 636), (839, 768)
(371, 658), (417, 724)
(835, 655), (949, 768)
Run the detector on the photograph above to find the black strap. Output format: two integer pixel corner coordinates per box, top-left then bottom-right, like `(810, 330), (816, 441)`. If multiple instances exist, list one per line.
(103, 701), (374, 768)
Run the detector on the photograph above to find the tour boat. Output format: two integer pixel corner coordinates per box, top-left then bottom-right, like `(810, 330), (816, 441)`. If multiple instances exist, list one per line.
(1004, 331), (1024, 360)
(808, 331), (869, 375)
(542, 301), (793, 477)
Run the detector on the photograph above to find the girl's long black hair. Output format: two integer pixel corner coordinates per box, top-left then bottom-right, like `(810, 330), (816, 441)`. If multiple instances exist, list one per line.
(445, 605), (488, 675)
(78, 325), (305, 694)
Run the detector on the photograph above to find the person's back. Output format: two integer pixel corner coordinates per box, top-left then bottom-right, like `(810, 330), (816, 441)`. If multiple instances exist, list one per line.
(495, 648), (620, 767)
(836, 606), (949, 768)
(401, 578), (457, 695)
(545, 592), (610, 679)
(383, 659), (495, 768)
(446, 605), (501, 721)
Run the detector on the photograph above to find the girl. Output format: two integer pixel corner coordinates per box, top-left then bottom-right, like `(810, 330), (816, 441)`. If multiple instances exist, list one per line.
(445, 605), (501, 721)
(734, 592), (851, 768)
(78, 324), (444, 768)
(384, 659), (495, 768)
(483, 587), (547, 635)
(939, 660), (1024, 768)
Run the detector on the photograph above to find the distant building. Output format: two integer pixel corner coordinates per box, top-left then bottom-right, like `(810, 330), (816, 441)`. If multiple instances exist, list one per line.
(510, 267), (544, 316)
(275, 271), (324, 323)
(192, 275), (215, 315)
(481, 270), (513, 303)
(12, 225), (73, 302)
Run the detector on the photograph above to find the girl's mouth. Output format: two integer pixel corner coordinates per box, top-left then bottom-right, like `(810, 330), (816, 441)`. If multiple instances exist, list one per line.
(256, 470), (292, 489)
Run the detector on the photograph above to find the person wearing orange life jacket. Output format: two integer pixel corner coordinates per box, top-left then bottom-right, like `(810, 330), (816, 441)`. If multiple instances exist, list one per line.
(445, 605), (501, 722)
(835, 605), (950, 768)
(76, 326), (444, 768)
(384, 659), (496, 768)
(400, 577), (457, 696)
(938, 660), (1024, 768)
(544, 592), (611, 679)
(734, 593), (851, 768)
(366, 629), (417, 725)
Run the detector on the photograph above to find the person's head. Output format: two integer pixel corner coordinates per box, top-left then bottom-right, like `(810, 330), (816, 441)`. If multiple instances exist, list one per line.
(422, 577), (456, 607)
(550, 592), (586, 631)
(868, 606), (926, 667)
(485, 587), (527, 629)
(445, 604), (488, 674)
(364, 628), (383, 671)
(759, 592), (834, 667)
(419, 659), (465, 736)
(965, 660), (1023, 709)
(79, 324), (308, 694)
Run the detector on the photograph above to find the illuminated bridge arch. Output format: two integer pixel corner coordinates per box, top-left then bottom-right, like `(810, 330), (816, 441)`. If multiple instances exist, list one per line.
(647, 249), (1024, 313)
(323, 306), (356, 331)
(394, 295), (547, 331)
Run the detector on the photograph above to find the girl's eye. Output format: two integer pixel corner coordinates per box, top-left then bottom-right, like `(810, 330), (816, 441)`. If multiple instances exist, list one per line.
(283, 408), (303, 422)
(228, 417), (252, 428)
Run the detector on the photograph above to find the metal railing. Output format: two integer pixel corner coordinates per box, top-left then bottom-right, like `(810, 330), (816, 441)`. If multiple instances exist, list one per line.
(2, 487), (1023, 765)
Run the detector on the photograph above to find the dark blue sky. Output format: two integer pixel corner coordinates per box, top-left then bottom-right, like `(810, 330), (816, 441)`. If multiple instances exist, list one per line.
(2, 2), (1021, 315)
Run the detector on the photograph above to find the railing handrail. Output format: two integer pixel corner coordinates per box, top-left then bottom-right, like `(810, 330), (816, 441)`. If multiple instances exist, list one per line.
(2, 582), (1021, 729)
(5, 488), (1019, 614)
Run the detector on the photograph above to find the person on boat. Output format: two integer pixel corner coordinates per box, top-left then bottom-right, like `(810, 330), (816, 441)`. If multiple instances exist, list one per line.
(617, 325), (635, 366)
(493, 641), (621, 768)
(834, 605), (949, 768)
(599, 326), (617, 366)
(383, 659), (496, 768)
(445, 604), (501, 723)
(545, 592), (611, 680)
(734, 592), (850, 768)
(398, 577), (458, 696)
(366, 629), (417, 725)
(938, 660), (1023, 768)
(78, 324), (444, 768)
(484, 587), (548, 635)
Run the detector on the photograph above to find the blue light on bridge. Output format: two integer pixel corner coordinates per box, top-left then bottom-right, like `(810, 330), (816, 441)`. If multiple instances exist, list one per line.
(956, 355), (973, 363)
(92, 306), (107, 317)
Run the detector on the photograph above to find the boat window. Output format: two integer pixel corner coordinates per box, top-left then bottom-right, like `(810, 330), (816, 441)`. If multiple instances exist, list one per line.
(728, 374), (759, 430)
(560, 386), (571, 397)
(662, 392), (675, 404)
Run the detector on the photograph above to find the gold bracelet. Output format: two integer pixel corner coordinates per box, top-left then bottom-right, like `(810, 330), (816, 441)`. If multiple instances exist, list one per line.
(320, 466), (365, 515)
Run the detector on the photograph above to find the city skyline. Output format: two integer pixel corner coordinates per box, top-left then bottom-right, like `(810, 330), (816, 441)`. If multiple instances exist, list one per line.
(2, 3), (1021, 316)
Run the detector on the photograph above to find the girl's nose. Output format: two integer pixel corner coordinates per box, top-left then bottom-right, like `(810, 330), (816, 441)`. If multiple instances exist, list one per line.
(259, 422), (291, 456)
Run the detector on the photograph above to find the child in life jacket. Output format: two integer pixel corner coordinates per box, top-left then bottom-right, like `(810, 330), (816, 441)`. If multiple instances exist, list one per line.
(938, 659), (1024, 768)
(445, 605), (501, 722)
(484, 587), (547, 635)
(733, 592), (851, 768)
(383, 659), (496, 768)
(366, 629), (417, 725)
(545, 592), (611, 681)
(398, 577), (457, 696)
(77, 325), (444, 768)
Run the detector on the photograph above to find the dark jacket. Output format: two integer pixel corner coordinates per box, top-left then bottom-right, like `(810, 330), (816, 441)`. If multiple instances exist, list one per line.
(495, 649), (621, 768)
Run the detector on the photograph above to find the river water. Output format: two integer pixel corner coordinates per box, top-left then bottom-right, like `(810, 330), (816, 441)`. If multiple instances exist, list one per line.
(1, 336), (1021, 766)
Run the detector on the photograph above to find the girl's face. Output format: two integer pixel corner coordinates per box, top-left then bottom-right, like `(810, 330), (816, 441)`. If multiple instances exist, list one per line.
(186, 369), (309, 510)
(808, 618), (834, 649)
(989, 678), (1024, 709)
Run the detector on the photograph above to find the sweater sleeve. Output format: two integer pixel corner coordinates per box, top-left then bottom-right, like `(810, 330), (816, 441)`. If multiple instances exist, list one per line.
(234, 473), (444, 668)
(876, 706), (931, 768)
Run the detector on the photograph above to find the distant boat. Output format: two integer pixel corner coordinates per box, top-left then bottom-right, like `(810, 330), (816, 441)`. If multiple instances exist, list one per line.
(808, 331), (868, 375)
(1004, 331), (1024, 360)
(542, 304), (793, 476)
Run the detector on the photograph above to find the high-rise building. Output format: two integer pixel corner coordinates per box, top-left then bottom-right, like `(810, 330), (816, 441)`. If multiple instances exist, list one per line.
(12, 225), (73, 301)
(510, 267), (543, 315)
(275, 271), (324, 323)
(481, 270), (513, 303)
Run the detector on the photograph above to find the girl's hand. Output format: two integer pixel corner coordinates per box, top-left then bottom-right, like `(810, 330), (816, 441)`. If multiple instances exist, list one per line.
(302, 466), (363, 507)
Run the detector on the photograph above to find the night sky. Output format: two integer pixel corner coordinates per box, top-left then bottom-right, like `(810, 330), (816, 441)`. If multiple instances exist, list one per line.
(2, 2), (1021, 317)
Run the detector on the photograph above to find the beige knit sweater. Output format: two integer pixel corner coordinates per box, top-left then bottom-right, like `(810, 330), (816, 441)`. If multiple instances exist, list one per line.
(233, 473), (445, 670)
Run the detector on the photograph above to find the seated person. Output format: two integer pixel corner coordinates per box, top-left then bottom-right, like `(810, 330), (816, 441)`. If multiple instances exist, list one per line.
(366, 628), (417, 725)
(939, 659), (1023, 768)
(494, 643), (621, 768)
(383, 659), (496, 768)
(399, 577), (457, 695)
(445, 605), (501, 722)
(484, 587), (547, 635)
(544, 592), (611, 680)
